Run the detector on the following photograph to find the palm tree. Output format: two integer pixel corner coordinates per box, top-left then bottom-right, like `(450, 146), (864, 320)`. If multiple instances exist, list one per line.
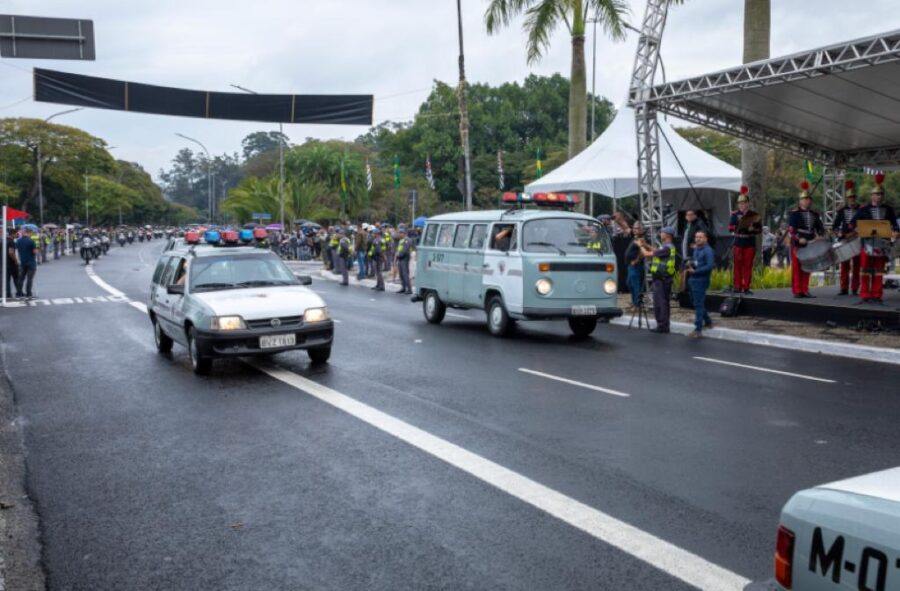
(742, 0), (770, 229)
(485, 0), (628, 160)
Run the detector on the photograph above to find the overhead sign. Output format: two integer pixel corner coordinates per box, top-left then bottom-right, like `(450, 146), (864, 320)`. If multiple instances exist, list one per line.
(34, 69), (374, 125)
(252, 212), (273, 221)
(0, 15), (95, 60)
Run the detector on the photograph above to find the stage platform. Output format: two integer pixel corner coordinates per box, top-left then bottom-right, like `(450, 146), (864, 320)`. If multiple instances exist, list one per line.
(705, 285), (900, 329)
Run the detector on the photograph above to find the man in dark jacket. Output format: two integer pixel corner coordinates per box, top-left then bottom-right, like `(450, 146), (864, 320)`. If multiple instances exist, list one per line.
(686, 230), (715, 338)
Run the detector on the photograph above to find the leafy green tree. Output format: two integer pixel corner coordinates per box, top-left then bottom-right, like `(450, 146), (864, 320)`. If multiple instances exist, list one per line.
(241, 131), (288, 160)
(484, 0), (627, 159)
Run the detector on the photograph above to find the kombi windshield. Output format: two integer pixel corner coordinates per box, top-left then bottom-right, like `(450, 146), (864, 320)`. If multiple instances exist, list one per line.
(523, 218), (611, 255)
(189, 254), (297, 291)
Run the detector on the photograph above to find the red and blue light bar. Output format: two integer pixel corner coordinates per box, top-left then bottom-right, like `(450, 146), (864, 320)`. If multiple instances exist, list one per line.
(502, 192), (580, 206)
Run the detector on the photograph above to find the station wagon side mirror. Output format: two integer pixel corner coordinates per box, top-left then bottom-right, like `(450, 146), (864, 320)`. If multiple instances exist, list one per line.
(294, 273), (313, 286)
(167, 284), (184, 295)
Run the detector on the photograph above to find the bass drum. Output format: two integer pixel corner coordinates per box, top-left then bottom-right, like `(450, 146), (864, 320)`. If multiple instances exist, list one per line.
(797, 239), (835, 273)
(831, 236), (861, 264)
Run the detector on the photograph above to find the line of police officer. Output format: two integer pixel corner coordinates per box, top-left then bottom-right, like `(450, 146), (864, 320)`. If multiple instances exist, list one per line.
(321, 223), (415, 294)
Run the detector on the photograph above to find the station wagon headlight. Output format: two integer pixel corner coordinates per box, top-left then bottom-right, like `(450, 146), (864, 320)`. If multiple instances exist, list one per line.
(604, 279), (617, 294)
(303, 307), (329, 323)
(213, 315), (246, 331)
(535, 278), (553, 296)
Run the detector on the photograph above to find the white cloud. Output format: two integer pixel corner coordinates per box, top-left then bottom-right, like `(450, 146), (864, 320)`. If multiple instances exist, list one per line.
(1, 0), (897, 178)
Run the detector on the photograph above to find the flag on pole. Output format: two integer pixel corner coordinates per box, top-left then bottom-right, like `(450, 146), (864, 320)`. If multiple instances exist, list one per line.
(535, 147), (543, 179)
(804, 160), (816, 182)
(497, 150), (505, 190)
(365, 159), (373, 192)
(425, 155), (435, 190)
(339, 157), (348, 196)
(393, 155), (401, 189)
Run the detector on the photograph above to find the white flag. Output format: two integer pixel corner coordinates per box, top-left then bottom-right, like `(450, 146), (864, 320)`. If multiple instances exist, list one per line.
(365, 159), (373, 192)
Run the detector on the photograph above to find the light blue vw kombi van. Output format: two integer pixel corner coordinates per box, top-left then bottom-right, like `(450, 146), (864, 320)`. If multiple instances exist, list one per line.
(414, 192), (621, 337)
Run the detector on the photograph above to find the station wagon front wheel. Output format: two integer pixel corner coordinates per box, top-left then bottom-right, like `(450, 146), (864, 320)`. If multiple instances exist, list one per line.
(187, 327), (212, 375)
(423, 291), (446, 324)
(486, 296), (512, 337)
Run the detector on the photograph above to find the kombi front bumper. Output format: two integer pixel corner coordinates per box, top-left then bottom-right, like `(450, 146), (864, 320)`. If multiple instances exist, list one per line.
(519, 306), (622, 320)
(193, 320), (334, 357)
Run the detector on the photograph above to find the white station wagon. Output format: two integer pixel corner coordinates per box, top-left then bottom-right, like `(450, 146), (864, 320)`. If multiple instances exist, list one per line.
(148, 231), (333, 374)
(774, 466), (900, 591)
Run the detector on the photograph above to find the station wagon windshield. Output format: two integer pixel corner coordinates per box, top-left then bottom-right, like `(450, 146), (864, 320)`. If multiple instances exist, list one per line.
(189, 254), (297, 291)
(523, 219), (611, 255)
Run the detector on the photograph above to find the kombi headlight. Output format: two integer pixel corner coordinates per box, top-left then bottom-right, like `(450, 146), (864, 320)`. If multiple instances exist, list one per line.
(213, 315), (246, 331)
(535, 278), (553, 296)
(303, 307), (329, 323)
(604, 278), (617, 294)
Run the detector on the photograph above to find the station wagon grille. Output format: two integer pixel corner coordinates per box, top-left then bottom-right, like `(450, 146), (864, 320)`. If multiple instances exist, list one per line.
(246, 316), (304, 329)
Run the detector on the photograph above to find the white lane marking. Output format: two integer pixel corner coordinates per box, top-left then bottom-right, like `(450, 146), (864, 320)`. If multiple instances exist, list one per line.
(414, 339), (422, 344)
(250, 361), (748, 590)
(332, 318), (342, 323)
(446, 312), (471, 319)
(130, 301), (148, 314)
(518, 368), (630, 398)
(693, 356), (836, 384)
(85, 264), (125, 298)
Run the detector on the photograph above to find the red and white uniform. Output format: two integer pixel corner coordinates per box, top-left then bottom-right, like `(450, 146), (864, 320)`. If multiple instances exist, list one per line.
(832, 202), (861, 293)
(788, 207), (824, 296)
(851, 203), (898, 301)
(728, 209), (760, 292)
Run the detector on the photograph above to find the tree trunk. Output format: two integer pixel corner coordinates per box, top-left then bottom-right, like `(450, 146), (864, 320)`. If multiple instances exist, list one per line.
(741, 0), (770, 237)
(568, 34), (587, 160)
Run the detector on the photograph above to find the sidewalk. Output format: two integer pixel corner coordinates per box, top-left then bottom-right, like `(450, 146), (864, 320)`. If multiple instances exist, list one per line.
(288, 260), (900, 366)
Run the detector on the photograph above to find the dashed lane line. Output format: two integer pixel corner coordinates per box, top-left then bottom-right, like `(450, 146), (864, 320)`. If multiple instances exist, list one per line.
(88, 260), (751, 590)
(518, 368), (631, 398)
(250, 360), (749, 591)
(693, 356), (836, 384)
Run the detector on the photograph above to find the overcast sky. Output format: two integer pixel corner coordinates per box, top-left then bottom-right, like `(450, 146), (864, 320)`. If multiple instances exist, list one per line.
(2, 0), (897, 180)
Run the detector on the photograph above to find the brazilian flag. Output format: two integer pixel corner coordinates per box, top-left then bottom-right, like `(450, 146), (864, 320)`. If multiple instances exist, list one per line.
(804, 160), (816, 182)
(535, 147), (543, 179)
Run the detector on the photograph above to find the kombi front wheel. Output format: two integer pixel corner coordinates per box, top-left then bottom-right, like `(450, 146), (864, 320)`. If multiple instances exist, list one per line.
(423, 291), (446, 324)
(486, 295), (512, 337)
(568, 317), (597, 338)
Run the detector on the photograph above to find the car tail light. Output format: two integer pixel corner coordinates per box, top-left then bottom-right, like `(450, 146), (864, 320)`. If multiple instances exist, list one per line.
(775, 525), (795, 589)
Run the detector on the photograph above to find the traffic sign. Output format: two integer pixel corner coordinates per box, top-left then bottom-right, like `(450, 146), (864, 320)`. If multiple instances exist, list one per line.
(0, 15), (95, 60)
(252, 212), (273, 221)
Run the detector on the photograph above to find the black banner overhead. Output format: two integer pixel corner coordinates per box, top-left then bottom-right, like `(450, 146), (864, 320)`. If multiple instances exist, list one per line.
(33, 69), (373, 125)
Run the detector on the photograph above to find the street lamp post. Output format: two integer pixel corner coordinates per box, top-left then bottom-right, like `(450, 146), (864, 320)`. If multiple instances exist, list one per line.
(456, 0), (473, 211)
(231, 84), (286, 229)
(175, 133), (213, 224)
(38, 107), (84, 226)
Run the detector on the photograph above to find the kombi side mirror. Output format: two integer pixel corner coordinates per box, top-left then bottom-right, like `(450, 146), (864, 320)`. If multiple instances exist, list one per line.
(167, 284), (184, 295)
(294, 273), (313, 286)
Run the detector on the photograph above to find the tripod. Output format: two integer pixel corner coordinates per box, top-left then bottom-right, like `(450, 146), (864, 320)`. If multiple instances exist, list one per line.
(628, 289), (651, 329)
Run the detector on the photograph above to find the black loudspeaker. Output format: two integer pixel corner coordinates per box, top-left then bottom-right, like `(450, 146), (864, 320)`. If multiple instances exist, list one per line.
(719, 295), (742, 317)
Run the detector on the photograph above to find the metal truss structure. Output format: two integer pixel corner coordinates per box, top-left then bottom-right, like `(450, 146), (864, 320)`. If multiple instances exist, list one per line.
(629, 0), (671, 239)
(629, 21), (900, 228)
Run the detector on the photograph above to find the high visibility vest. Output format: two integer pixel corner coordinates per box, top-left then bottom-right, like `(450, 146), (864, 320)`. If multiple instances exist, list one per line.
(329, 236), (339, 249)
(650, 245), (677, 279)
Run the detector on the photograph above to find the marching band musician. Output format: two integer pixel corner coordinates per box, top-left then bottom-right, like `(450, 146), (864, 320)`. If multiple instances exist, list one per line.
(728, 186), (762, 294)
(850, 173), (899, 304)
(832, 180), (861, 296)
(788, 181), (825, 298)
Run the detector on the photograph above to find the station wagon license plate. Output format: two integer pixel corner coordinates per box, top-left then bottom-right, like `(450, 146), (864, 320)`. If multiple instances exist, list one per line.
(260, 334), (296, 349)
(571, 305), (597, 316)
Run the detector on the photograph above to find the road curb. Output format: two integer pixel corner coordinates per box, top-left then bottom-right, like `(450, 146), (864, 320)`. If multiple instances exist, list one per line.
(610, 317), (900, 366)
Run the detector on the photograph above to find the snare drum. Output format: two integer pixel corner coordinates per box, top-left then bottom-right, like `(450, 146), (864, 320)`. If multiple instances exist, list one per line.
(831, 236), (861, 264)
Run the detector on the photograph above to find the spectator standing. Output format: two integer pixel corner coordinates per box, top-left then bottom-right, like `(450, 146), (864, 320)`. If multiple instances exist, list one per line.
(623, 222), (646, 311)
(686, 230), (715, 338)
(6, 235), (21, 298)
(761, 226), (776, 268)
(15, 229), (38, 299)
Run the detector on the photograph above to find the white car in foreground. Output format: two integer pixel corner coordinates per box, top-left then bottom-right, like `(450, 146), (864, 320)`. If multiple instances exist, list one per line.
(775, 467), (900, 590)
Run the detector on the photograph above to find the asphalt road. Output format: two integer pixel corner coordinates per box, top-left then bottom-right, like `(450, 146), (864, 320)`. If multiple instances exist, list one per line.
(1, 241), (898, 590)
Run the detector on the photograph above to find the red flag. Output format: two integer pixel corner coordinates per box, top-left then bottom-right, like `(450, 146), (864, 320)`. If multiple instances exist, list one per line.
(4, 207), (28, 221)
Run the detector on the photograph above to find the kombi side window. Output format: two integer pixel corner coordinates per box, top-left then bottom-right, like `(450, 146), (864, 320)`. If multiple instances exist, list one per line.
(423, 224), (439, 247)
(490, 224), (517, 252)
(453, 224), (471, 248)
(437, 224), (455, 248)
(470, 224), (487, 250)
(152, 257), (169, 285)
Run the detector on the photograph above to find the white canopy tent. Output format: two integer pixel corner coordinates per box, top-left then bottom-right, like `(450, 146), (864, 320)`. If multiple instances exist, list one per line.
(525, 105), (743, 233)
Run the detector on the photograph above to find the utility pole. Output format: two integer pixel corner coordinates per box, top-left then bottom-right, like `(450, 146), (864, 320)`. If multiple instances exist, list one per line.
(231, 84), (286, 229)
(38, 108), (84, 226)
(456, 0), (473, 211)
(84, 173), (89, 226)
